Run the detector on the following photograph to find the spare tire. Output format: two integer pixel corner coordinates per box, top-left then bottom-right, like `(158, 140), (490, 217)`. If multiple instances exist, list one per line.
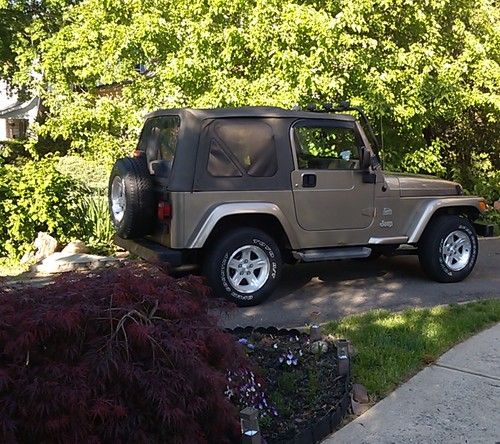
(108, 157), (155, 238)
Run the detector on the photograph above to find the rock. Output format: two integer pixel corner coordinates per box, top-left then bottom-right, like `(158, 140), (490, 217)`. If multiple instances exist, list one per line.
(62, 240), (89, 254)
(494, 200), (500, 211)
(351, 396), (371, 416)
(310, 340), (329, 355)
(33, 232), (58, 261)
(35, 252), (121, 274)
(352, 383), (369, 404)
(20, 251), (35, 264)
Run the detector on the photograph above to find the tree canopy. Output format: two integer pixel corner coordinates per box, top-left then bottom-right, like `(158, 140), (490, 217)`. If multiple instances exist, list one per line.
(1, 0), (499, 189)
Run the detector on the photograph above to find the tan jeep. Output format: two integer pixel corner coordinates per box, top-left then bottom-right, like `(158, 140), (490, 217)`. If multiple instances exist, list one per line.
(109, 103), (492, 305)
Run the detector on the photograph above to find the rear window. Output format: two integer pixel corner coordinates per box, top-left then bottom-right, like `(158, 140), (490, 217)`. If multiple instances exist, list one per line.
(207, 119), (278, 177)
(138, 116), (180, 163)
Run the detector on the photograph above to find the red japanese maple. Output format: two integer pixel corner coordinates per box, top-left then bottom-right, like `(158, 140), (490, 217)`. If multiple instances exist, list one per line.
(0, 263), (248, 444)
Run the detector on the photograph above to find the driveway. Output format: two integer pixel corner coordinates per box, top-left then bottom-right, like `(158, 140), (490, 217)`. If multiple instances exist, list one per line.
(220, 237), (500, 328)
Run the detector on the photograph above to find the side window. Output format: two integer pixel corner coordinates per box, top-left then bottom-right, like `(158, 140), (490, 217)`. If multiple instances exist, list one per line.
(138, 116), (180, 166)
(293, 124), (360, 170)
(207, 140), (242, 177)
(207, 119), (278, 177)
(158, 116), (180, 161)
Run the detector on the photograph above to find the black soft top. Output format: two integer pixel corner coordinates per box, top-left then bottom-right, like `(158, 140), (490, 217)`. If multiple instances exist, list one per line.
(143, 107), (357, 192)
(146, 106), (356, 123)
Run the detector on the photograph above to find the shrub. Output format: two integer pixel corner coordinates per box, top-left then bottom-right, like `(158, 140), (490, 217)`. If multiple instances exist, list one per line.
(0, 155), (81, 258)
(56, 155), (110, 191)
(74, 190), (115, 255)
(0, 263), (249, 443)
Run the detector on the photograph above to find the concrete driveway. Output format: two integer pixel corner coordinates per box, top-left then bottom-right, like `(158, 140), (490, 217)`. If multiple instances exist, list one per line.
(221, 237), (500, 328)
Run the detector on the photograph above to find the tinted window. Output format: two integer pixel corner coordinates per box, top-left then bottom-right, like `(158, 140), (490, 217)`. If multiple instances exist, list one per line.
(294, 124), (360, 170)
(138, 116), (180, 163)
(207, 140), (242, 177)
(208, 119), (278, 177)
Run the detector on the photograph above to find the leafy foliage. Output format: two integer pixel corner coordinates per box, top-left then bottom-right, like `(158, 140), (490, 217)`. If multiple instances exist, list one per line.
(0, 0), (498, 258)
(0, 155), (80, 258)
(74, 190), (115, 254)
(3, 0), (497, 167)
(0, 263), (249, 443)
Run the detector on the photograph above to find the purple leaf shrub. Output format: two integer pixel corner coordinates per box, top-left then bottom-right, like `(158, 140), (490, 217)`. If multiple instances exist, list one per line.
(0, 263), (250, 444)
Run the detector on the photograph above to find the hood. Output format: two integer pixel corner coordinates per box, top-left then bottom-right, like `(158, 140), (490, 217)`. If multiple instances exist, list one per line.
(386, 172), (462, 197)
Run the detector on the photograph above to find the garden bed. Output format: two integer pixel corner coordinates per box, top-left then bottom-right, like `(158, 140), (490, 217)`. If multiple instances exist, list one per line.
(229, 327), (350, 444)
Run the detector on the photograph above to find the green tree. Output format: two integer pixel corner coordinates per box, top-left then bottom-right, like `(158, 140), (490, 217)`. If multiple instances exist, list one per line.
(3, 0), (499, 187)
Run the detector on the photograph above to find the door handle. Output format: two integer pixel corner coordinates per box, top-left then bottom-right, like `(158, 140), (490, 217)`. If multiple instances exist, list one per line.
(302, 173), (316, 188)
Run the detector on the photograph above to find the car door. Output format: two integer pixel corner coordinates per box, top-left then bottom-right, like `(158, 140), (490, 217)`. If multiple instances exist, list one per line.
(291, 119), (375, 231)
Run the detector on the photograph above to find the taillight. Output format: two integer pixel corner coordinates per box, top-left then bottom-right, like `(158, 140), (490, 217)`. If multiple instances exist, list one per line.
(157, 201), (172, 220)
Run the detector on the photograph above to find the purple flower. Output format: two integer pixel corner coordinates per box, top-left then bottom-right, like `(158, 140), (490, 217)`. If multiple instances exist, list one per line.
(238, 338), (249, 345)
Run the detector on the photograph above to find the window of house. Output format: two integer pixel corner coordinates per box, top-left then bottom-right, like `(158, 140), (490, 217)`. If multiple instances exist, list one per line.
(6, 118), (28, 139)
(293, 123), (360, 170)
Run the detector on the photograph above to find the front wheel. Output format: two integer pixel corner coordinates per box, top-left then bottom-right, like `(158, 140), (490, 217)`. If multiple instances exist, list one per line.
(204, 228), (282, 306)
(418, 215), (478, 283)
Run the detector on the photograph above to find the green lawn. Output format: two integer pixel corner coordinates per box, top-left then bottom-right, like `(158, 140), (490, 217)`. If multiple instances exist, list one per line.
(324, 299), (500, 399)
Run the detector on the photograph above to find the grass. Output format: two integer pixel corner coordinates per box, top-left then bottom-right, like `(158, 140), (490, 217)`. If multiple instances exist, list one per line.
(324, 299), (500, 399)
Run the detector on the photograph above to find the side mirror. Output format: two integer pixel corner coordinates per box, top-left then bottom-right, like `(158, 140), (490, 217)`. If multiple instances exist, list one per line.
(361, 148), (371, 170)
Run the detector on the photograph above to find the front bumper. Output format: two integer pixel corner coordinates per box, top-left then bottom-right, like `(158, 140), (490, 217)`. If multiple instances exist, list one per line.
(114, 235), (185, 266)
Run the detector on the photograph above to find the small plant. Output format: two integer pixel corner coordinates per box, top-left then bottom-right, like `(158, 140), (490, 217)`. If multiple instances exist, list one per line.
(307, 368), (319, 404)
(75, 189), (115, 254)
(277, 371), (300, 394)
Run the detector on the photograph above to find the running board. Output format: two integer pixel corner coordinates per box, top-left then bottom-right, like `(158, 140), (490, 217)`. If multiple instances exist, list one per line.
(293, 247), (372, 262)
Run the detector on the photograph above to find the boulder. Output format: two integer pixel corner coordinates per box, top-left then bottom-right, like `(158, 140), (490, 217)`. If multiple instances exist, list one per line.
(33, 232), (58, 262)
(62, 240), (90, 254)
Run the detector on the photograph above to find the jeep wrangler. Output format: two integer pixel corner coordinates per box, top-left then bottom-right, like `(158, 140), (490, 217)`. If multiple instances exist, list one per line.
(108, 103), (492, 306)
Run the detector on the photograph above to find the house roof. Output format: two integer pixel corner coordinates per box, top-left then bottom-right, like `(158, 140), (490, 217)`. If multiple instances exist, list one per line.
(0, 97), (40, 119)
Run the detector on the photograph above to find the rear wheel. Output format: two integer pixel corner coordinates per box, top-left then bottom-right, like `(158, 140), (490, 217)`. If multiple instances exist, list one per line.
(418, 215), (478, 282)
(204, 228), (282, 306)
(108, 157), (155, 238)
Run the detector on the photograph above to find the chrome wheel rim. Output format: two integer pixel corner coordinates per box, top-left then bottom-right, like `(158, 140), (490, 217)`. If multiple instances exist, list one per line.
(226, 245), (270, 294)
(111, 176), (126, 222)
(442, 230), (471, 271)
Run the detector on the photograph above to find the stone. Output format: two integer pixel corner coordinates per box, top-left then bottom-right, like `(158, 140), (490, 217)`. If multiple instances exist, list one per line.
(494, 200), (500, 211)
(33, 232), (58, 261)
(62, 240), (89, 254)
(20, 251), (35, 264)
(35, 252), (121, 273)
(351, 397), (371, 416)
(352, 383), (369, 404)
(310, 340), (329, 355)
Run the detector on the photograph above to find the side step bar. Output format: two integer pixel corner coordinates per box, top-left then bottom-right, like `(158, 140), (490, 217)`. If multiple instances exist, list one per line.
(293, 247), (372, 262)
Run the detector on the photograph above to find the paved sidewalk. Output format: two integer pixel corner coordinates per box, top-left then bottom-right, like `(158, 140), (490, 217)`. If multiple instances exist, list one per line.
(323, 323), (500, 444)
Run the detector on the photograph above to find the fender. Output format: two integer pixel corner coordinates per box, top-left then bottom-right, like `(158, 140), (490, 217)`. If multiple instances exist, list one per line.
(186, 202), (299, 249)
(407, 197), (486, 244)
